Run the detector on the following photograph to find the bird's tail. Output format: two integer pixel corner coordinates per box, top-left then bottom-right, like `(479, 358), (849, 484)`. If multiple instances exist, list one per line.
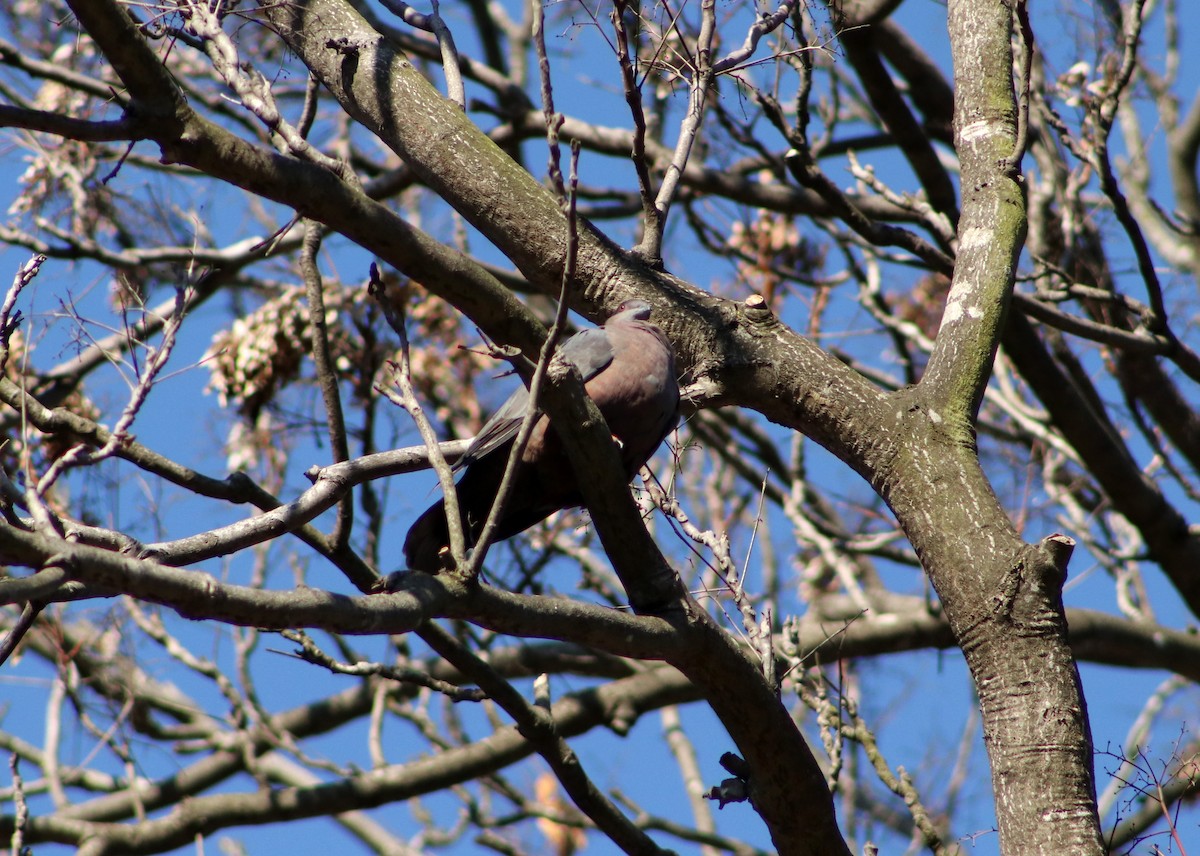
(402, 499), (455, 572)
(402, 460), (505, 571)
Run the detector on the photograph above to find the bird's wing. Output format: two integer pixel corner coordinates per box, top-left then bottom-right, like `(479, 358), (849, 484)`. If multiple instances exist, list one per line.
(454, 383), (529, 469)
(558, 326), (617, 380)
(581, 306), (679, 474)
(456, 326), (617, 467)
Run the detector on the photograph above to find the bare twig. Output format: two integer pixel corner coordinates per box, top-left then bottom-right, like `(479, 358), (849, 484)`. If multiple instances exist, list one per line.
(797, 671), (949, 853)
(641, 0), (717, 263)
(419, 622), (670, 854)
(763, 92), (954, 275)
(0, 601), (42, 667)
(532, 0), (565, 190)
(378, 0), (465, 107)
(370, 265), (468, 570)
(36, 286), (190, 496)
(1098, 674), (1189, 817)
(846, 151), (956, 246)
(182, 1), (359, 182)
(465, 142), (582, 577)
(608, 0), (659, 258)
(659, 706), (720, 856)
(300, 222), (353, 547)
(0, 254), (43, 372)
(1001, 0), (1034, 176)
(712, 1), (798, 74)
(8, 754), (27, 855)
(279, 629), (487, 702)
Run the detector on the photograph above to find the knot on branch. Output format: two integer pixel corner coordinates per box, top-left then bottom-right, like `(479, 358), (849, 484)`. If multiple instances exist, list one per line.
(546, 350), (581, 385)
(958, 535), (1077, 651)
(987, 535), (1076, 629)
(740, 294), (778, 332)
(1036, 533), (1076, 583)
(606, 698), (638, 736)
(324, 34), (375, 79)
(325, 35), (374, 56)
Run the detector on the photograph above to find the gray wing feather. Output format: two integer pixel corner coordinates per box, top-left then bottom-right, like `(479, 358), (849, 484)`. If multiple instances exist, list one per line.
(558, 327), (617, 379)
(456, 326), (616, 468)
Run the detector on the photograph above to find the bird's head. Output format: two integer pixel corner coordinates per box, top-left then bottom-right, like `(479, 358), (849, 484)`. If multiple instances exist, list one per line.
(612, 298), (653, 322)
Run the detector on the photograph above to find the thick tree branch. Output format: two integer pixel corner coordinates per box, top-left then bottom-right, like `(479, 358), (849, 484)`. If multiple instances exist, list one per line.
(0, 666), (696, 853)
(919, 3), (1023, 424)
